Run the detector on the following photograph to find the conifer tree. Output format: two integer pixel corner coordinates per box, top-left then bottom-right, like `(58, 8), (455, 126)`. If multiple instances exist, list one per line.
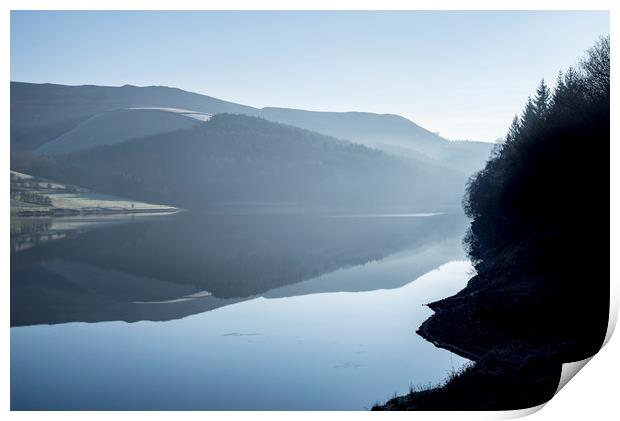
(533, 79), (551, 118)
(551, 71), (565, 107)
(505, 115), (521, 143)
(519, 97), (537, 134)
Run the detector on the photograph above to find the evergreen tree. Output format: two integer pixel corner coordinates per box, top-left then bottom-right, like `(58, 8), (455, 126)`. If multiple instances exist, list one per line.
(533, 79), (551, 118)
(551, 72), (565, 107)
(519, 97), (537, 134)
(563, 67), (581, 91)
(505, 115), (521, 143)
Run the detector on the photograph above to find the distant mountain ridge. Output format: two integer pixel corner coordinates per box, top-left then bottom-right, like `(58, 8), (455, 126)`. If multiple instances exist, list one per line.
(11, 81), (492, 175)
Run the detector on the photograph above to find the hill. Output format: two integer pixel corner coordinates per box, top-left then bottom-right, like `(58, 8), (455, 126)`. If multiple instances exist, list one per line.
(15, 114), (467, 210)
(37, 108), (210, 155)
(11, 82), (253, 151)
(12, 81), (492, 174)
(259, 107), (493, 174)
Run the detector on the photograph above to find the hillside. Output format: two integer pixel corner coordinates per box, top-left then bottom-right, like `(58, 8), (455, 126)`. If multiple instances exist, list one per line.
(11, 82), (254, 151)
(14, 114), (467, 210)
(37, 108), (210, 155)
(259, 107), (493, 174)
(12, 81), (492, 175)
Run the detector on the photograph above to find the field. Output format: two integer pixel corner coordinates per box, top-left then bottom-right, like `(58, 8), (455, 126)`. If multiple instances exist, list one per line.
(10, 171), (177, 216)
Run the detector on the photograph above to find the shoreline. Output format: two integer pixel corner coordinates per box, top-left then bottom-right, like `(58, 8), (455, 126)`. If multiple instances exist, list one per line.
(10, 207), (178, 218)
(372, 255), (607, 411)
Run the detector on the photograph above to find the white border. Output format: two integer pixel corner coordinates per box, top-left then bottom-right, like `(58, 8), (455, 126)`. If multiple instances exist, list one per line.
(3, 2), (617, 420)
(0, 1), (615, 11)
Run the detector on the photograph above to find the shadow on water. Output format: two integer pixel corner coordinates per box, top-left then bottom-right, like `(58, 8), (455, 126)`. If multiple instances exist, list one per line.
(11, 210), (469, 327)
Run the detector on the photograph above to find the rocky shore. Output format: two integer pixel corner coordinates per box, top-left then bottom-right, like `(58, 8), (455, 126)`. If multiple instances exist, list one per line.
(373, 241), (608, 411)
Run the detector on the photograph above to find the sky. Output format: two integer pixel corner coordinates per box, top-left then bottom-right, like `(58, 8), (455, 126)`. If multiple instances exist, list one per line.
(11, 11), (609, 141)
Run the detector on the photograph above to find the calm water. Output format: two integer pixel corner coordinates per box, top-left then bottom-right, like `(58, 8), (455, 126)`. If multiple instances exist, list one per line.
(11, 210), (471, 410)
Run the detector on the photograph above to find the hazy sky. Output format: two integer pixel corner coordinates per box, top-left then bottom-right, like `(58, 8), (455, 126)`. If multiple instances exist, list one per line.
(11, 11), (608, 141)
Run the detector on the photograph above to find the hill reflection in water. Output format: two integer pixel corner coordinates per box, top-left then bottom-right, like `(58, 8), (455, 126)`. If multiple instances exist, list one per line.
(11, 210), (469, 327)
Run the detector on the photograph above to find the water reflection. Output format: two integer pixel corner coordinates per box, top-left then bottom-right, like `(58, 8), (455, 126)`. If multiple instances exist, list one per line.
(11, 210), (472, 410)
(11, 211), (468, 326)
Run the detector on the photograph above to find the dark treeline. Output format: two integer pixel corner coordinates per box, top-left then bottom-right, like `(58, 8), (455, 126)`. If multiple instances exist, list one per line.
(465, 36), (609, 262)
(376, 36), (609, 410)
(463, 36), (609, 349)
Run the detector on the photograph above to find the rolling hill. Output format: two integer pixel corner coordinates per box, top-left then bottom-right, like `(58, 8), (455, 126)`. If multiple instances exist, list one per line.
(11, 82), (253, 151)
(258, 107), (494, 175)
(20, 114), (467, 210)
(12, 81), (492, 175)
(37, 108), (211, 155)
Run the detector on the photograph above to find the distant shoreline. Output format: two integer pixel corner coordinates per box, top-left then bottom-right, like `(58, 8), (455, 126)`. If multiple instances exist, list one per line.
(10, 169), (178, 218)
(10, 207), (178, 218)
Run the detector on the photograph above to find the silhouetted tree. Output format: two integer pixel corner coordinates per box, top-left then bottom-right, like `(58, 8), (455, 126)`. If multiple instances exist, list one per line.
(505, 115), (521, 144)
(519, 96), (537, 133)
(533, 79), (551, 118)
(580, 36), (610, 99)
